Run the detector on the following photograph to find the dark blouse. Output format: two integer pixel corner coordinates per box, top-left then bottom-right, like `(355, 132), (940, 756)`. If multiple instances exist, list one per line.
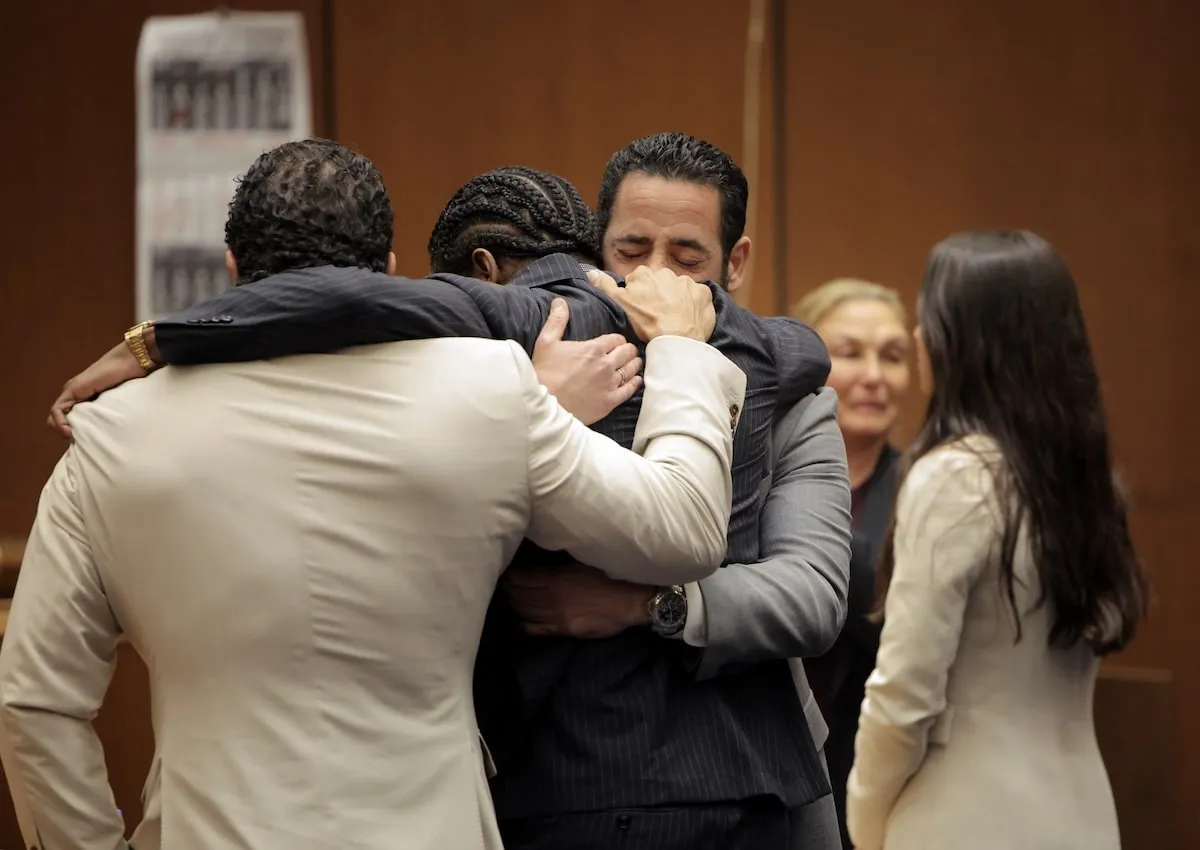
(805, 444), (900, 848)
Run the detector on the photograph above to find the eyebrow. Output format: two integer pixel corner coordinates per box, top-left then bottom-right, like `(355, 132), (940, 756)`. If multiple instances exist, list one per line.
(830, 333), (909, 347)
(669, 237), (709, 253)
(613, 233), (711, 254)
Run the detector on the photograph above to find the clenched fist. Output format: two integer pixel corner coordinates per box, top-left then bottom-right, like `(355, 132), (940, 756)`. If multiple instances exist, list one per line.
(586, 266), (716, 343)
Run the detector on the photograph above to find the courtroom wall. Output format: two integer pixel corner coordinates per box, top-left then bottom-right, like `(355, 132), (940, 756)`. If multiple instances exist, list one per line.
(0, 1), (1195, 846)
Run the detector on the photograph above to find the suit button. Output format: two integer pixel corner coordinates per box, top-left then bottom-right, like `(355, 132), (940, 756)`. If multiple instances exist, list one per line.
(186, 318), (202, 324)
(729, 403), (740, 432)
(216, 315), (233, 323)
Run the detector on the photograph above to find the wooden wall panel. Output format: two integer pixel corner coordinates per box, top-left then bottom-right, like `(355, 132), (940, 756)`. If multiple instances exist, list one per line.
(330, 0), (756, 281)
(781, 1), (1199, 845)
(0, 0), (328, 538)
(1095, 669), (1181, 847)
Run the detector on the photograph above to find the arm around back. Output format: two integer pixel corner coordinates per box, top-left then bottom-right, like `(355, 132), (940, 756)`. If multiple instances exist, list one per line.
(153, 266), (546, 365)
(520, 336), (746, 585)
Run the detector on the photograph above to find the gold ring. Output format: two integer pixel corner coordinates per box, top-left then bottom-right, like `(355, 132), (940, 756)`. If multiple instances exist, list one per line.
(617, 365), (627, 384)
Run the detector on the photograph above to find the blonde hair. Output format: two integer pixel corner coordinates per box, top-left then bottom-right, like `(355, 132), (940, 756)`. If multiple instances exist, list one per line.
(792, 278), (906, 329)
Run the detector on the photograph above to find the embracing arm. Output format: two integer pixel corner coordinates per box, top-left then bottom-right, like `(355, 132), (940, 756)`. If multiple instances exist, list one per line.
(846, 444), (998, 850)
(0, 450), (127, 850)
(520, 336), (745, 585)
(48, 270), (588, 439)
(152, 266), (553, 365)
(758, 315), (831, 403)
(683, 387), (852, 678)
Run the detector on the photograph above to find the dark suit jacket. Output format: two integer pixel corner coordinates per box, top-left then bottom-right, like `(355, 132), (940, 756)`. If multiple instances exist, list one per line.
(806, 445), (900, 849)
(154, 255), (834, 812)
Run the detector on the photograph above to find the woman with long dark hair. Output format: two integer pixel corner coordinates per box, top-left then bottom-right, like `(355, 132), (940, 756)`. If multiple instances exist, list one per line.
(846, 230), (1146, 850)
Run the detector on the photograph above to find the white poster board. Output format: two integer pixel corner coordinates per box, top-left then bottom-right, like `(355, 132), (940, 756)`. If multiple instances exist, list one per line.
(135, 11), (312, 321)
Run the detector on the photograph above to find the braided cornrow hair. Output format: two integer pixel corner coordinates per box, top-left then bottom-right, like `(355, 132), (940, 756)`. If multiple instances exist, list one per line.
(427, 166), (601, 276)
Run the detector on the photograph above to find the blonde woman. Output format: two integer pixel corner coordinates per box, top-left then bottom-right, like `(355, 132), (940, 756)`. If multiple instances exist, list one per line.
(794, 279), (910, 849)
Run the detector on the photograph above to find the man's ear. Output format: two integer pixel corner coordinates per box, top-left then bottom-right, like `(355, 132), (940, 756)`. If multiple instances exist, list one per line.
(471, 248), (502, 282)
(386, 252), (397, 275)
(225, 249), (239, 284)
(724, 236), (752, 293)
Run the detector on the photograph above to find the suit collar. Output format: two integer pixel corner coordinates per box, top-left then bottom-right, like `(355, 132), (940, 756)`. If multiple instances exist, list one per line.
(510, 253), (594, 289)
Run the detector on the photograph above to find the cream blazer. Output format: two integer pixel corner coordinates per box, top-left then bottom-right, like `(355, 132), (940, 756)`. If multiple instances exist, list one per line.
(848, 437), (1120, 850)
(0, 336), (744, 850)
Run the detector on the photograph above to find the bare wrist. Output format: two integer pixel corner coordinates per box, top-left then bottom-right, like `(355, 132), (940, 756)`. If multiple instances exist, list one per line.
(649, 326), (704, 342)
(630, 587), (654, 627)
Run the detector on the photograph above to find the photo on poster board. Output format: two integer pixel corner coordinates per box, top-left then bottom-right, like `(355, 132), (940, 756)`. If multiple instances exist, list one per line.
(135, 11), (312, 321)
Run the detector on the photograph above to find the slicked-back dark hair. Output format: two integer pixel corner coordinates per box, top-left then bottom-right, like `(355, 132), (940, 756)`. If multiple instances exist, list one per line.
(595, 132), (749, 262)
(427, 166), (600, 276)
(874, 230), (1147, 657)
(225, 138), (393, 283)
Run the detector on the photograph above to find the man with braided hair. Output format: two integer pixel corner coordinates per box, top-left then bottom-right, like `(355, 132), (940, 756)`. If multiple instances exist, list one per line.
(427, 165), (602, 280)
(50, 157), (842, 848)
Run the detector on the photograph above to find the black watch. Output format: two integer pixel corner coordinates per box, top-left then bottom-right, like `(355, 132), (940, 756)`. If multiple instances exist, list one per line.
(648, 585), (688, 636)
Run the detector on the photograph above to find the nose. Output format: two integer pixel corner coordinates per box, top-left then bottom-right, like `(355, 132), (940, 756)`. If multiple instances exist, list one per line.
(646, 246), (671, 270)
(860, 353), (884, 384)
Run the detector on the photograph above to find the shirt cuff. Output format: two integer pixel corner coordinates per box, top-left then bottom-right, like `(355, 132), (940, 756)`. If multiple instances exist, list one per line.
(674, 581), (708, 646)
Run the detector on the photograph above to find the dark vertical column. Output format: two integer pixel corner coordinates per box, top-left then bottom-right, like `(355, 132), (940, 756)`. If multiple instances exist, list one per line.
(770, 0), (788, 317)
(321, 0), (337, 138)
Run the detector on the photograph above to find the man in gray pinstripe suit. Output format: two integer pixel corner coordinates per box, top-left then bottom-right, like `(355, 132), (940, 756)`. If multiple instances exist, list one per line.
(492, 135), (850, 850)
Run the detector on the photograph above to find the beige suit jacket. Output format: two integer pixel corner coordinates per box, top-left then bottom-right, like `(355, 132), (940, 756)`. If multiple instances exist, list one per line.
(847, 437), (1120, 850)
(0, 335), (745, 850)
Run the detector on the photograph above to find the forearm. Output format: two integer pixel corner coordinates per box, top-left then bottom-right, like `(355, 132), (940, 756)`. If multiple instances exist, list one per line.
(691, 552), (846, 673)
(525, 337), (745, 585)
(0, 451), (125, 849)
(152, 268), (505, 365)
(0, 707), (125, 850)
(846, 669), (936, 850)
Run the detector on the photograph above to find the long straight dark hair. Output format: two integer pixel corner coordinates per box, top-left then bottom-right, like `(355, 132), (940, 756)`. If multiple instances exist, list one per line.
(874, 230), (1146, 655)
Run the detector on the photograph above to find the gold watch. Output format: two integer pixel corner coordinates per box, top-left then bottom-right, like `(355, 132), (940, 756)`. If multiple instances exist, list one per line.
(124, 321), (160, 372)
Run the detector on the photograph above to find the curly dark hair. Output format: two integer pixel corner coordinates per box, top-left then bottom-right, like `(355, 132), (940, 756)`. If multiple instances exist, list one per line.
(426, 166), (600, 276)
(225, 138), (394, 283)
(596, 132), (749, 264)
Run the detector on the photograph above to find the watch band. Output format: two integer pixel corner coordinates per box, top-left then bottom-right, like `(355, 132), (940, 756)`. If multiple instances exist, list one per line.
(124, 321), (160, 372)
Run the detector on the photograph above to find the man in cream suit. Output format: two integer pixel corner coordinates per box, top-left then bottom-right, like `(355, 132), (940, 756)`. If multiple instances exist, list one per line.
(0, 140), (746, 850)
